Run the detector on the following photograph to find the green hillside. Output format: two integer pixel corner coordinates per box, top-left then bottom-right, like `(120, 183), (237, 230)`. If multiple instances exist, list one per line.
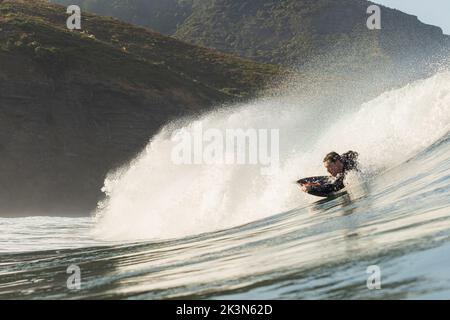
(50, 0), (450, 66)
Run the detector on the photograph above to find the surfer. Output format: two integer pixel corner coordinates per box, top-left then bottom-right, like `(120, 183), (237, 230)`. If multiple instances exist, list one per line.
(301, 151), (359, 195)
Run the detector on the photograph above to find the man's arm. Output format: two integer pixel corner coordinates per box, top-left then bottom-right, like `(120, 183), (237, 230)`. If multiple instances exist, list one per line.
(307, 175), (345, 194)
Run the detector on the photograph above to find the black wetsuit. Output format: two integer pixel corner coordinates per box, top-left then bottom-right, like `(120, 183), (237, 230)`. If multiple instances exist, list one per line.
(309, 151), (359, 195)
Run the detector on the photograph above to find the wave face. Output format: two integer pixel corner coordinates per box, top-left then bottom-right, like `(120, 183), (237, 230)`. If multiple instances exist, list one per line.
(94, 71), (450, 241)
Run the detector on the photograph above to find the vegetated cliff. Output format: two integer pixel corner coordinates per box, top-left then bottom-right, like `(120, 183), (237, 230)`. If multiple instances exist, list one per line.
(51, 0), (450, 66)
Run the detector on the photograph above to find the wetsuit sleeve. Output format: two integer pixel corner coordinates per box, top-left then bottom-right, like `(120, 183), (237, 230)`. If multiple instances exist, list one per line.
(308, 175), (345, 195)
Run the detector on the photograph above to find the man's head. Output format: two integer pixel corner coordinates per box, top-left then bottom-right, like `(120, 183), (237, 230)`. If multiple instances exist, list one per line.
(323, 152), (344, 177)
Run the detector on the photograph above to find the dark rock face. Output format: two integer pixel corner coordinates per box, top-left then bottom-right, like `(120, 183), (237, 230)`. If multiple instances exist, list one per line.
(0, 0), (278, 216)
(0, 53), (216, 216)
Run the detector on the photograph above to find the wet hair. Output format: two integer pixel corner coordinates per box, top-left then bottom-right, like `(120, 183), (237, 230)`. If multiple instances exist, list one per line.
(323, 151), (359, 171)
(323, 152), (342, 163)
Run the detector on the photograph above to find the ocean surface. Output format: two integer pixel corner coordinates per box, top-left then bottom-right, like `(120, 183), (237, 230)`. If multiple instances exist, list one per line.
(1, 72), (450, 300)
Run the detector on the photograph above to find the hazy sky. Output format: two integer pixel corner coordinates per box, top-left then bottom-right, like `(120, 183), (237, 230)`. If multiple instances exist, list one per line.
(373, 0), (450, 35)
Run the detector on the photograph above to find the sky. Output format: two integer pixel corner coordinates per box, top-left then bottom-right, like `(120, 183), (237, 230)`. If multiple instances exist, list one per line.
(373, 0), (450, 35)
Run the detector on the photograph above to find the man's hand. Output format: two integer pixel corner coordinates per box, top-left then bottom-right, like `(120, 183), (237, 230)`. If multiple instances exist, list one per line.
(300, 182), (321, 193)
